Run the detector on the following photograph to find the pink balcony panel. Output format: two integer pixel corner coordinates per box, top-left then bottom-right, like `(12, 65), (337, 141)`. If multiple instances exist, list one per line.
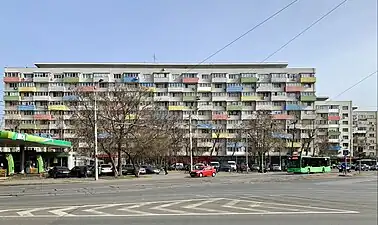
(182, 77), (199, 84)
(78, 86), (96, 92)
(285, 86), (303, 92)
(272, 114), (294, 120)
(4, 77), (21, 83)
(34, 114), (52, 120)
(328, 116), (340, 121)
(212, 114), (228, 120)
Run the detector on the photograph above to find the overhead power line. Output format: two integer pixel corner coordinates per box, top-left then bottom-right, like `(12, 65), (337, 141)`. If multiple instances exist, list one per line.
(329, 70), (377, 100)
(260, 0), (348, 63)
(183, 0), (300, 73)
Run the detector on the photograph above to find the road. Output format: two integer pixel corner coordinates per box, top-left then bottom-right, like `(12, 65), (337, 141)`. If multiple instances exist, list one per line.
(0, 172), (376, 225)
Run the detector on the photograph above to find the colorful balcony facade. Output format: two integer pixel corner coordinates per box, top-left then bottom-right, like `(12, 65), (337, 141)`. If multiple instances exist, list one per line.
(240, 77), (258, 83)
(328, 145), (341, 151)
(285, 104), (303, 111)
(182, 77), (199, 84)
(227, 105), (243, 111)
(286, 142), (301, 148)
(34, 114), (52, 120)
(300, 77), (316, 83)
(272, 132), (293, 139)
(168, 105), (186, 111)
(272, 114), (294, 120)
(4, 77), (21, 83)
(328, 130), (341, 136)
(48, 105), (69, 111)
(78, 86), (96, 92)
(197, 124), (213, 129)
(62, 95), (78, 101)
(4, 95), (20, 101)
(226, 86), (243, 93)
(212, 133), (229, 138)
(328, 115), (341, 121)
(17, 105), (36, 111)
(300, 95), (317, 101)
(212, 113), (228, 120)
(63, 77), (80, 83)
(285, 86), (303, 92)
(183, 96), (197, 101)
(241, 95), (263, 101)
(123, 76), (139, 83)
(18, 87), (36, 92)
(197, 86), (212, 92)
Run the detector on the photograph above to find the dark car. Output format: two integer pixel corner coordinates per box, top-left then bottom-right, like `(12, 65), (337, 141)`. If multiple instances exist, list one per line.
(122, 164), (140, 175)
(219, 164), (231, 172)
(70, 166), (93, 178)
(142, 165), (161, 174)
(48, 166), (70, 178)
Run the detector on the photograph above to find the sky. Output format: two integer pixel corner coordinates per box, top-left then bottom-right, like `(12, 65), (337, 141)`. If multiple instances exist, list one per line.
(0, 0), (377, 112)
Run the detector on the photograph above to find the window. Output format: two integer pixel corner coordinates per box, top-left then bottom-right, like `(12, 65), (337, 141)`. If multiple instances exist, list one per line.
(342, 128), (348, 132)
(202, 74), (210, 79)
(342, 121), (348, 125)
(113, 74), (122, 79)
(342, 106), (349, 110)
(342, 136), (349, 140)
(369, 134), (375, 138)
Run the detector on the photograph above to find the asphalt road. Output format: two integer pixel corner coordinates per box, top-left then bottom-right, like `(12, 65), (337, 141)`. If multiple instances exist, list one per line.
(0, 172), (376, 225)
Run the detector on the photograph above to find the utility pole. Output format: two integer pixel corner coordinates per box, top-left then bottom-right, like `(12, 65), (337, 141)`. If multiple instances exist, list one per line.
(245, 136), (249, 173)
(189, 112), (193, 171)
(93, 79), (103, 181)
(290, 119), (298, 155)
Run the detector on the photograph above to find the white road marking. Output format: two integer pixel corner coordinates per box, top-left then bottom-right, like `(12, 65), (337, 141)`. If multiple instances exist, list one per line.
(118, 202), (154, 215)
(83, 204), (123, 216)
(17, 207), (53, 217)
(222, 200), (268, 213)
(150, 200), (191, 214)
(183, 198), (227, 213)
(49, 206), (79, 217)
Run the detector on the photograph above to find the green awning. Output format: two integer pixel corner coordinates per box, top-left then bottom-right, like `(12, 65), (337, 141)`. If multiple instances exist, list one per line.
(0, 130), (72, 148)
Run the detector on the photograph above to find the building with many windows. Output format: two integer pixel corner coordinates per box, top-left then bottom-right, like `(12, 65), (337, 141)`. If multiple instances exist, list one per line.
(3, 62), (317, 156)
(315, 99), (353, 157)
(352, 110), (378, 158)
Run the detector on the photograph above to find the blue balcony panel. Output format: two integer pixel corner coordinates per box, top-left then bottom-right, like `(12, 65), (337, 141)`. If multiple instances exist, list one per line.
(197, 124), (213, 129)
(17, 105), (36, 111)
(272, 132), (293, 139)
(123, 77), (139, 83)
(226, 86), (243, 93)
(329, 145), (341, 151)
(98, 132), (111, 139)
(63, 95), (78, 101)
(285, 104), (303, 111)
(226, 142), (244, 148)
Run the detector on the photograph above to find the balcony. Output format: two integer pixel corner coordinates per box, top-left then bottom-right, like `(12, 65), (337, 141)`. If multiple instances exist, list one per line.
(48, 105), (69, 111)
(62, 95), (79, 101)
(154, 76), (170, 83)
(141, 87), (156, 92)
(272, 114), (294, 120)
(212, 96), (227, 101)
(271, 77), (287, 83)
(328, 130), (341, 136)
(33, 96), (50, 101)
(19, 124), (36, 129)
(328, 124), (339, 128)
(240, 77), (258, 83)
(301, 112), (316, 120)
(18, 87), (36, 92)
(300, 95), (317, 102)
(212, 133), (229, 138)
(271, 95), (288, 101)
(197, 142), (213, 148)
(49, 86), (65, 92)
(168, 105), (185, 111)
(34, 114), (53, 120)
(328, 115), (340, 121)
(256, 104), (273, 111)
(154, 96), (170, 101)
(212, 114), (228, 120)
(241, 113), (254, 120)
(78, 86), (96, 92)
(227, 105), (243, 111)
(197, 86), (212, 92)
(285, 104), (303, 111)
(285, 86), (303, 92)
(286, 142), (301, 148)
(4, 77), (21, 83)
(168, 87), (183, 92)
(197, 124), (213, 129)
(123, 77), (139, 83)
(241, 95), (263, 101)
(17, 105), (36, 111)
(328, 138), (340, 143)
(226, 123), (241, 129)
(63, 77), (80, 83)
(183, 96), (197, 101)
(329, 145), (341, 151)
(212, 77), (228, 83)
(182, 77), (199, 84)
(226, 86), (243, 93)
(256, 85), (272, 92)
(198, 105), (213, 110)
(4, 96), (20, 101)
(33, 77), (50, 83)
(300, 77), (316, 83)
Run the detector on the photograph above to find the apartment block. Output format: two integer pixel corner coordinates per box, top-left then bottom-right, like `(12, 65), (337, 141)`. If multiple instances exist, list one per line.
(315, 100), (353, 157)
(3, 62), (317, 156)
(352, 110), (378, 157)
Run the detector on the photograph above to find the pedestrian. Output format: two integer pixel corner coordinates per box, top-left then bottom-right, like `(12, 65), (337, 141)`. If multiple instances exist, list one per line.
(164, 164), (168, 175)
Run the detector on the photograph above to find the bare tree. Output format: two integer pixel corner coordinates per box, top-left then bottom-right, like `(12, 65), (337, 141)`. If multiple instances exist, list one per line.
(243, 111), (286, 172)
(301, 121), (317, 156)
(315, 134), (331, 156)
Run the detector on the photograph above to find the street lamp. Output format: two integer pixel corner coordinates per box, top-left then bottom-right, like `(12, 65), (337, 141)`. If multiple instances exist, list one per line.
(189, 96), (200, 171)
(94, 79), (103, 181)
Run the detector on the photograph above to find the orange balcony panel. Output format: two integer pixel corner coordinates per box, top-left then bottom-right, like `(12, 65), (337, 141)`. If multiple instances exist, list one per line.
(328, 116), (340, 121)
(4, 77), (21, 83)
(34, 114), (52, 120)
(78, 86), (96, 92)
(272, 114), (294, 120)
(182, 77), (199, 84)
(285, 86), (303, 92)
(212, 114), (228, 120)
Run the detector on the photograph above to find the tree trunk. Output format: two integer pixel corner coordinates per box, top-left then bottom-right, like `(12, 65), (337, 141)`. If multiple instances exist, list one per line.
(117, 148), (122, 176)
(123, 150), (139, 177)
(106, 152), (118, 177)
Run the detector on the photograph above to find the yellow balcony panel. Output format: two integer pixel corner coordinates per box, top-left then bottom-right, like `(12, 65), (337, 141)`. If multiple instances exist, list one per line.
(48, 105), (69, 111)
(125, 114), (137, 120)
(241, 96), (262, 101)
(19, 124), (36, 129)
(300, 77), (316, 83)
(63, 77), (80, 83)
(141, 86), (156, 92)
(168, 105), (185, 111)
(286, 142), (301, 148)
(212, 133), (229, 139)
(19, 87), (36, 92)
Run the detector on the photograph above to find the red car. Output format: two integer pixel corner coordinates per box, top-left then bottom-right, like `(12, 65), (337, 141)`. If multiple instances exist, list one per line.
(190, 165), (217, 178)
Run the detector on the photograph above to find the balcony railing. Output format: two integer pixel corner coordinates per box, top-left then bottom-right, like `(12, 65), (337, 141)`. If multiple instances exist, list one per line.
(240, 77), (258, 83)
(34, 114), (52, 120)
(18, 87), (37, 92)
(227, 105), (243, 111)
(17, 105), (36, 111)
(212, 114), (228, 120)
(48, 105), (69, 111)
(4, 96), (20, 101)
(63, 77), (80, 83)
(226, 86), (243, 93)
(182, 77), (199, 84)
(300, 77), (316, 83)
(285, 86), (304, 92)
(4, 77), (21, 83)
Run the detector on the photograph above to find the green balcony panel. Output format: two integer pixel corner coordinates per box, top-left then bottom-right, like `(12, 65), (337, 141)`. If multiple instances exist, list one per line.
(300, 95), (317, 101)
(63, 77), (80, 83)
(183, 96), (197, 101)
(4, 96), (20, 101)
(328, 130), (341, 136)
(241, 77), (258, 83)
(227, 105), (243, 111)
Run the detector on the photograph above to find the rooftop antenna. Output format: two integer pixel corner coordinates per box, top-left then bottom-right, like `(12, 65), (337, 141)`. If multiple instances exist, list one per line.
(153, 53), (157, 63)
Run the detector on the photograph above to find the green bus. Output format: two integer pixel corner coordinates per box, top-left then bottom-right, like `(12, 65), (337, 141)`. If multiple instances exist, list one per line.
(287, 156), (331, 174)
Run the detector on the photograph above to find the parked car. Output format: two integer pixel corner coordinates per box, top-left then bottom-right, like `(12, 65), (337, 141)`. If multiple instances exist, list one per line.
(70, 166), (93, 178)
(355, 164), (370, 171)
(48, 166), (70, 178)
(99, 164), (113, 175)
(219, 164), (231, 172)
(122, 164), (139, 175)
(227, 161), (237, 171)
(271, 164), (282, 171)
(210, 162), (220, 172)
(250, 164), (260, 171)
(190, 164), (217, 178)
(142, 165), (160, 174)
(138, 167), (146, 175)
